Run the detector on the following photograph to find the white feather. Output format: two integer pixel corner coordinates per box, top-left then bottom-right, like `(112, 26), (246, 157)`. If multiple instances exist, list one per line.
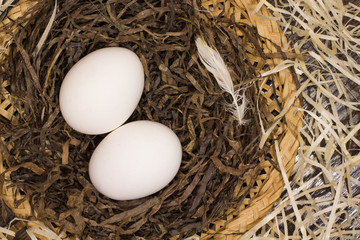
(195, 37), (247, 125)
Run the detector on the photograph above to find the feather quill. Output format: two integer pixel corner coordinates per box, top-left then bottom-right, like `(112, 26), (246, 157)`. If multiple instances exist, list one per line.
(195, 37), (247, 125)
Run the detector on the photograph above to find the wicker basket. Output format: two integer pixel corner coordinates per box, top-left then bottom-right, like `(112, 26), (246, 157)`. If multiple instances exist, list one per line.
(0, 0), (302, 238)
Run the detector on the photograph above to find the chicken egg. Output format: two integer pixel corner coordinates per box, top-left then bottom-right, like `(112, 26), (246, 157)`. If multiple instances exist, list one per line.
(59, 47), (144, 135)
(89, 120), (182, 200)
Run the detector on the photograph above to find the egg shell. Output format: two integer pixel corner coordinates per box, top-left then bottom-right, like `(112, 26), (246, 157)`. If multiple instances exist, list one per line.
(89, 120), (182, 200)
(59, 47), (144, 135)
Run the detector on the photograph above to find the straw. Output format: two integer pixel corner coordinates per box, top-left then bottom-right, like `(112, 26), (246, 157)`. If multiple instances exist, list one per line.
(243, 0), (360, 238)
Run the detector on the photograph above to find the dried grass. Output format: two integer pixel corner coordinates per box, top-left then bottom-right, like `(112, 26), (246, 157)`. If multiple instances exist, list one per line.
(241, 0), (360, 239)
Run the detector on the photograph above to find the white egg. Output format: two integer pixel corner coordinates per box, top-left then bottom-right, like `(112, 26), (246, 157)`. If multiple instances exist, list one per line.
(89, 120), (182, 200)
(59, 47), (144, 135)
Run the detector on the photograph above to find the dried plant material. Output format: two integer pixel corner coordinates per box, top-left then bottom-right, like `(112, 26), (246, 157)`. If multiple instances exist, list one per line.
(0, 226), (15, 238)
(33, 0), (57, 57)
(0, 0), (17, 15)
(195, 37), (248, 125)
(242, 0), (360, 239)
(0, 217), (63, 240)
(0, 0), (40, 61)
(274, 140), (307, 239)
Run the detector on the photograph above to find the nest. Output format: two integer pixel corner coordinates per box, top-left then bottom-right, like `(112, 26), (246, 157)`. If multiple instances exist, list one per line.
(0, 0), (284, 239)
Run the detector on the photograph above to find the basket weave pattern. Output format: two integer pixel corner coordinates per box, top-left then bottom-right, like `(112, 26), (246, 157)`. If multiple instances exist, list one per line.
(0, 0), (302, 238)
